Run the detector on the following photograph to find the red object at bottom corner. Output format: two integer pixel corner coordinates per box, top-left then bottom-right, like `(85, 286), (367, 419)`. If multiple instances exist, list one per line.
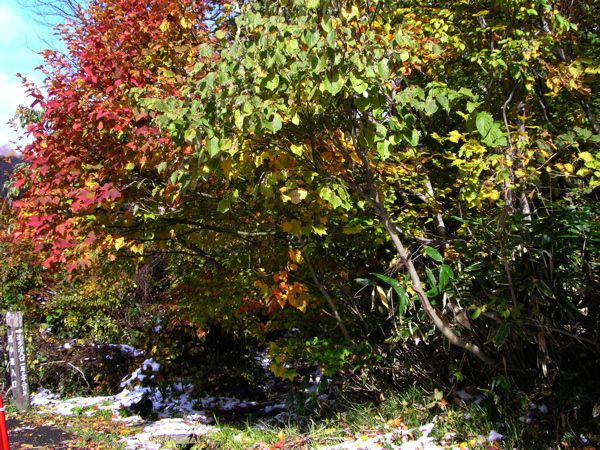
(0, 395), (10, 450)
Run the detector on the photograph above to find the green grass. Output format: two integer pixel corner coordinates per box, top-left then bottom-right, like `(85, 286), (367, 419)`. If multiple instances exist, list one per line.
(7, 386), (564, 449)
(172, 386), (536, 449)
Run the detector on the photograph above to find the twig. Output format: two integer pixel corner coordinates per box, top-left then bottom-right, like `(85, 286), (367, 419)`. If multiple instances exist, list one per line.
(300, 238), (351, 341)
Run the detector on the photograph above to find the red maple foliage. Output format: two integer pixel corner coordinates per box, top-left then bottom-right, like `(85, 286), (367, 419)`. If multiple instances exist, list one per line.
(13, 0), (219, 271)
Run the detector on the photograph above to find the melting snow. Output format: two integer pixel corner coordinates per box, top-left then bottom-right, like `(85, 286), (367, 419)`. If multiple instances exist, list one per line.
(120, 358), (160, 388)
(105, 344), (145, 358)
(121, 419), (214, 449)
(488, 430), (503, 441)
(329, 422), (442, 450)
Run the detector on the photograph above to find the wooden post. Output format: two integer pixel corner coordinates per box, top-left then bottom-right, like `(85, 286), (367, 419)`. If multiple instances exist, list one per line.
(5, 312), (29, 410)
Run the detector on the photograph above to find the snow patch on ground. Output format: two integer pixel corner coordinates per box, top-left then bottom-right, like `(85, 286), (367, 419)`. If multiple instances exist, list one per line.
(105, 344), (145, 358)
(329, 422), (442, 450)
(31, 385), (214, 449)
(120, 358), (160, 388)
(121, 419), (214, 450)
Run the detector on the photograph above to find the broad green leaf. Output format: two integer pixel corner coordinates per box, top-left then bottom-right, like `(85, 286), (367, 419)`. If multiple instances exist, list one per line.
(320, 16), (332, 32)
(306, 0), (320, 10)
(438, 264), (454, 289)
(271, 113), (283, 132)
(475, 112), (507, 147)
(376, 140), (391, 160)
(437, 95), (450, 111)
(372, 273), (409, 316)
(424, 245), (443, 262)
(207, 137), (220, 157)
(302, 29), (320, 48)
(218, 196), (231, 213)
(494, 322), (511, 347)
(156, 161), (167, 174)
(349, 73), (368, 94)
(407, 129), (420, 147)
(264, 73), (280, 90)
(476, 112), (494, 139)
(184, 128), (197, 142)
(377, 59), (390, 79)
(321, 71), (345, 95)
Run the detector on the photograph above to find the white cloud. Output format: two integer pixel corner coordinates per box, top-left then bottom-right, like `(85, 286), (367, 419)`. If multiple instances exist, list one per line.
(0, 71), (33, 148)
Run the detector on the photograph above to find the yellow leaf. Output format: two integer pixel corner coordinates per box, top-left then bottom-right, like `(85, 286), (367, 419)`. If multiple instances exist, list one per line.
(159, 20), (170, 33)
(387, 417), (403, 428)
(280, 187), (291, 203)
(341, 5), (359, 20)
(579, 151), (595, 163)
(376, 285), (390, 309)
(114, 237), (126, 251)
(130, 243), (144, 255)
(288, 249), (304, 263)
(180, 17), (191, 29)
(448, 130), (464, 143)
(288, 293), (308, 313)
(290, 144), (304, 156)
(577, 168), (592, 177)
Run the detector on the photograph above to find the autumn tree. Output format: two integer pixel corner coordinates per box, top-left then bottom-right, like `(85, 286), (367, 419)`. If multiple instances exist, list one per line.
(13, 0), (222, 271)
(12, 0), (599, 383)
(141, 0), (599, 369)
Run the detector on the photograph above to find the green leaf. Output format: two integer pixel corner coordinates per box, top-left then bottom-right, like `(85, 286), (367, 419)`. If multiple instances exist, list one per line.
(306, 0), (320, 10)
(476, 112), (494, 139)
(217, 196), (231, 213)
(425, 267), (440, 297)
(494, 322), (511, 347)
(184, 127), (197, 142)
(302, 29), (320, 49)
(423, 245), (443, 262)
(349, 73), (368, 94)
(321, 71), (345, 95)
(437, 95), (450, 111)
(271, 113), (283, 132)
(264, 73), (280, 90)
(376, 140), (391, 160)
(424, 98), (438, 116)
(377, 59), (390, 79)
(372, 273), (409, 316)
(320, 16), (332, 32)
(475, 112), (507, 147)
(438, 264), (454, 289)
(156, 161), (168, 174)
(408, 129), (420, 147)
(207, 137), (220, 157)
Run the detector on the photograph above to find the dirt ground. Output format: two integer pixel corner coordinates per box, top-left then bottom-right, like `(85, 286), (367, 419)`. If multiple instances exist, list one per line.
(7, 417), (79, 449)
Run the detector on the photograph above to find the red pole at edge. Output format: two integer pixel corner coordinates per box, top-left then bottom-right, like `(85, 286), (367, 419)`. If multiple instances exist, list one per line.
(0, 395), (10, 450)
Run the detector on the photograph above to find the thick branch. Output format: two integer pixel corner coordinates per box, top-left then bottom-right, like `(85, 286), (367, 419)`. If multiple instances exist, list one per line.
(354, 145), (496, 367)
